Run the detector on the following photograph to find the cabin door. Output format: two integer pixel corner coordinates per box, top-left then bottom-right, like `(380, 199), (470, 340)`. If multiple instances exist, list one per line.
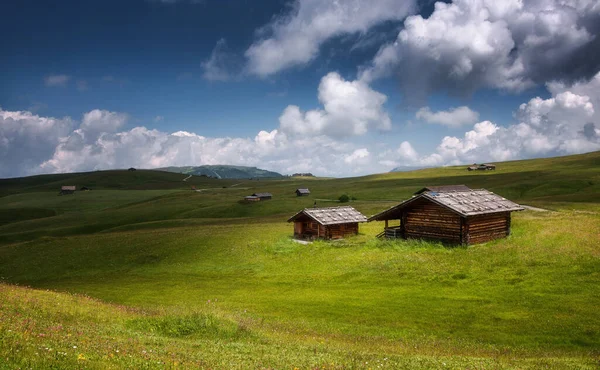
(294, 222), (303, 236)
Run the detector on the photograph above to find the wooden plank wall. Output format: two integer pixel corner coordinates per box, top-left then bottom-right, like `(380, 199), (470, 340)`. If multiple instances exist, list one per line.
(294, 221), (358, 239)
(404, 200), (462, 243)
(466, 212), (510, 244)
(294, 221), (319, 238)
(325, 223), (359, 239)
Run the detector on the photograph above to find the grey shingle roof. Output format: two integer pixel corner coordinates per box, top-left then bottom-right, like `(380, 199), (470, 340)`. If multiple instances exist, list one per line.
(369, 188), (523, 220)
(252, 192), (272, 197)
(288, 206), (367, 225)
(61, 186), (76, 191)
(296, 188), (310, 194)
(424, 190), (523, 216)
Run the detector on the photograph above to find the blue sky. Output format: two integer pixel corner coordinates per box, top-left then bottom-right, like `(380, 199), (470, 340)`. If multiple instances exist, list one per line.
(1, 0), (599, 178)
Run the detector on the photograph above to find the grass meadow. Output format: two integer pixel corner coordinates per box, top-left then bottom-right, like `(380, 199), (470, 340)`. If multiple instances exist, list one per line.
(1, 152), (599, 368)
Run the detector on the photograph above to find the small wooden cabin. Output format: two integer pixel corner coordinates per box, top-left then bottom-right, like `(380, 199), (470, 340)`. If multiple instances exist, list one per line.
(480, 163), (496, 170)
(468, 163), (496, 171)
(59, 186), (76, 195)
(296, 188), (310, 196)
(369, 186), (523, 245)
(252, 192), (272, 200)
(288, 206), (367, 240)
(244, 195), (260, 202)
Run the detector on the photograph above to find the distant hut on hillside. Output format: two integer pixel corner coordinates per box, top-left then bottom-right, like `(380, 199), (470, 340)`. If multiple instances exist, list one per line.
(59, 186), (76, 195)
(252, 192), (272, 200)
(468, 163), (496, 171)
(296, 188), (311, 196)
(369, 186), (523, 245)
(244, 195), (260, 202)
(80, 186), (91, 191)
(128, 167), (137, 171)
(480, 163), (496, 170)
(288, 206), (367, 240)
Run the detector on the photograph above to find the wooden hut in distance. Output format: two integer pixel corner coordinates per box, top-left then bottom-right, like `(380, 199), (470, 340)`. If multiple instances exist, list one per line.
(288, 206), (367, 240)
(252, 192), (272, 200)
(296, 188), (310, 196)
(468, 163), (496, 171)
(59, 186), (76, 195)
(369, 185), (523, 245)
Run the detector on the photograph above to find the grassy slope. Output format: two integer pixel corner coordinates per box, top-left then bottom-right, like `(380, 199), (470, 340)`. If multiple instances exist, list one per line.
(0, 152), (599, 368)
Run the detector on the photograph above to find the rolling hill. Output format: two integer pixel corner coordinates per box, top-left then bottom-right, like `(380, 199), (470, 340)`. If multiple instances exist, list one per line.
(0, 151), (599, 368)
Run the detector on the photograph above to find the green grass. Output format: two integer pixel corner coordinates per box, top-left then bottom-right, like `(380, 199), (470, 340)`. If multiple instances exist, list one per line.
(1, 151), (599, 368)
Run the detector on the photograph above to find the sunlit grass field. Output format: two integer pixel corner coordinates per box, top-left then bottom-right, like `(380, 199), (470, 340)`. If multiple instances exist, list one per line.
(1, 152), (599, 368)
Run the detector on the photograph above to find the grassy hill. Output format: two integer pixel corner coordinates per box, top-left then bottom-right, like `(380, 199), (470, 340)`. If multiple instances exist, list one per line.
(0, 151), (599, 368)
(157, 165), (283, 179)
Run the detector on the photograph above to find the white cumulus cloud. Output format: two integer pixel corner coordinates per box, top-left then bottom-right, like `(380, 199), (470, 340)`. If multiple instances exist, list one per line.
(0, 106), (389, 178)
(245, 0), (416, 77)
(0, 108), (74, 177)
(383, 72), (600, 169)
(360, 0), (600, 104)
(278, 72), (391, 137)
(344, 148), (370, 165)
(416, 106), (480, 127)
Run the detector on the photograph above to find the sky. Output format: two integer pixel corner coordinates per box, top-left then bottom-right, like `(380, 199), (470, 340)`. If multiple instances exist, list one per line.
(1, 0), (600, 178)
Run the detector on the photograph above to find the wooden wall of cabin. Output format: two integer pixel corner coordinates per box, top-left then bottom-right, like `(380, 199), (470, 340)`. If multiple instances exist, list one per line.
(324, 223), (359, 239)
(294, 221), (320, 238)
(294, 221), (359, 239)
(404, 199), (462, 243)
(465, 212), (510, 244)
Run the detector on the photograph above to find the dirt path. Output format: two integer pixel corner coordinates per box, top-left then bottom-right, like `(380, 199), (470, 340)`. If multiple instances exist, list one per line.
(183, 175), (192, 182)
(520, 204), (550, 212)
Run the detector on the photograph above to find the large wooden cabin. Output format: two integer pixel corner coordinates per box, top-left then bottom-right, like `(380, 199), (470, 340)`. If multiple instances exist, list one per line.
(288, 206), (367, 240)
(369, 186), (523, 245)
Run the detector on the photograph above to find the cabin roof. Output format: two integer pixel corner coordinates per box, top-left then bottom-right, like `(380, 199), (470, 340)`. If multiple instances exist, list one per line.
(61, 186), (76, 191)
(414, 185), (471, 194)
(244, 195), (260, 199)
(252, 192), (272, 197)
(369, 189), (524, 220)
(296, 188), (310, 193)
(288, 206), (367, 225)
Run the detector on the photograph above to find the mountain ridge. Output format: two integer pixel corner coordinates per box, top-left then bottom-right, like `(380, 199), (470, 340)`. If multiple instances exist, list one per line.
(157, 165), (283, 179)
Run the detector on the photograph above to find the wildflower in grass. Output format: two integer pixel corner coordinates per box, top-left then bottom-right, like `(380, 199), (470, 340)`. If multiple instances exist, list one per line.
(77, 353), (86, 361)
